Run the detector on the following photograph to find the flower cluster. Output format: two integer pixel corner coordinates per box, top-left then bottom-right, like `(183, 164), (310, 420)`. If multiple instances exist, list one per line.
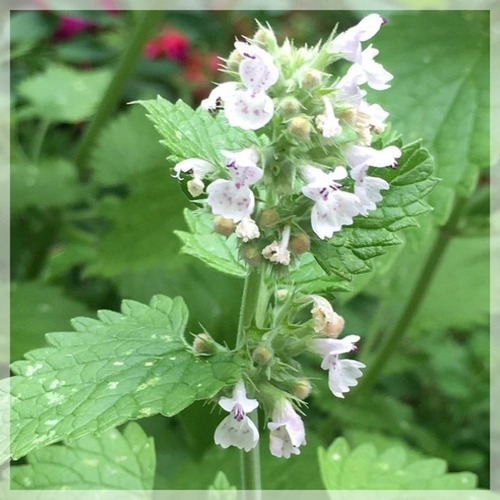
(173, 14), (401, 268)
(210, 295), (363, 458)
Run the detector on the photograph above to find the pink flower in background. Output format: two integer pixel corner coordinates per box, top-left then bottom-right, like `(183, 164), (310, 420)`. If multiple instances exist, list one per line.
(145, 28), (190, 63)
(53, 15), (96, 41)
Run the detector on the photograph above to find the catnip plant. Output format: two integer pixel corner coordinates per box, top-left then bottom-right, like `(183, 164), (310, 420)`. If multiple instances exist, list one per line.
(7, 13), (441, 492)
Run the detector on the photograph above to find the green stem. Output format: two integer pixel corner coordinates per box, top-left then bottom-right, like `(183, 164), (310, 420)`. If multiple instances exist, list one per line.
(356, 195), (467, 395)
(74, 10), (162, 176)
(236, 267), (265, 497)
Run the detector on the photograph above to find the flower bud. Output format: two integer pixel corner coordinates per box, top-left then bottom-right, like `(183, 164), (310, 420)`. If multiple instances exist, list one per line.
(291, 379), (312, 400)
(301, 69), (323, 90)
(259, 209), (279, 229)
(227, 49), (244, 71)
(289, 234), (310, 255)
(288, 116), (312, 139)
(309, 295), (345, 338)
(278, 97), (301, 118)
(252, 345), (273, 365)
(241, 245), (263, 266)
(253, 26), (277, 45)
(276, 288), (289, 301)
(214, 216), (236, 236)
(187, 178), (204, 198)
(193, 333), (217, 354)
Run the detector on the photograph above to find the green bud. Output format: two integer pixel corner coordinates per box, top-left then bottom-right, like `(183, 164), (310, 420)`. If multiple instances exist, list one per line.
(291, 379), (312, 400)
(241, 245), (263, 266)
(252, 345), (273, 365)
(214, 215), (235, 236)
(253, 26), (277, 45)
(301, 69), (323, 90)
(193, 333), (217, 355)
(259, 209), (280, 229)
(227, 49), (243, 71)
(288, 116), (311, 139)
(278, 97), (301, 118)
(289, 234), (311, 255)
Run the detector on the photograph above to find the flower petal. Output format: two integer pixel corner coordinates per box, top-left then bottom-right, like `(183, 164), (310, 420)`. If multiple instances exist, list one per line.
(214, 414), (259, 452)
(224, 89), (274, 130)
(206, 179), (255, 222)
(345, 144), (401, 168)
(235, 41), (279, 92)
(201, 82), (238, 111)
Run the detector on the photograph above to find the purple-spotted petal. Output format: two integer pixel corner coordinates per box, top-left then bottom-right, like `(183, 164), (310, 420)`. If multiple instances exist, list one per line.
(206, 179), (255, 222)
(224, 89), (274, 130)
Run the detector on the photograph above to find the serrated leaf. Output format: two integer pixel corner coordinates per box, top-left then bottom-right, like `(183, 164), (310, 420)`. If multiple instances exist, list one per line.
(319, 437), (478, 490)
(311, 141), (437, 281)
(175, 209), (246, 279)
(11, 158), (84, 212)
(11, 423), (155, 490)
(136, 96), (258, 165)
(86, 167), (188, 277)
(371, 11), (489, 223)
(10, 282), (92, 362)
(17, 64), (111, 123)
(90, 107), (168, 185)
(9, 295), (242, 460)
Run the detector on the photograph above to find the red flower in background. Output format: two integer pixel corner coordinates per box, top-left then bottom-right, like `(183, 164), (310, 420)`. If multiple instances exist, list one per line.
(145, 28), (190, 63)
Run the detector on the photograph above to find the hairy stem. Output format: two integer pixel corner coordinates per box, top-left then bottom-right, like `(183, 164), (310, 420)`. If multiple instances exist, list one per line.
(74, 10), (162, 176)
(236, 267), (265, 497)
(356, 195), (467, 394)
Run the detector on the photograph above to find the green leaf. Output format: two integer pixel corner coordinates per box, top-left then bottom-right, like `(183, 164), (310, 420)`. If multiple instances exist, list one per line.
(318, 437), (478, 490)
(9, 295), (242, 460)
(175, 209), (246, 279)
(371, 11), (489, 223)
(86, 167), (188, 278)
(11, 158), (84, 212)
(17, 64), (111, 123)
(311, 140), (437, 281)
(208, 472), (237, 500)
(10, 282), (92, 362)
(11, 423), (155, 490)
(136, 96), (258, 165)
(90, 107), (168, 185)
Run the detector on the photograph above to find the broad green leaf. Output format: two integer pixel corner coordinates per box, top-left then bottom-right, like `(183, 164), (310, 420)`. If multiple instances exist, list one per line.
(11, 158), (84, 212)
(371, 11), (489, 222)
(90, 107), (168, 185)
(11, 423), (155, 490)
(17, 64), (111, 123)
(311, 141), (437, 281)
(175, 209), (246, 279)
(85, 167), (188, 277)
(319, 437), (477, 490)
(414, 236), (490, 332)
(10, 282), (92, 362)
(136, 97), (258, 166)
(9, 295), (242, 460)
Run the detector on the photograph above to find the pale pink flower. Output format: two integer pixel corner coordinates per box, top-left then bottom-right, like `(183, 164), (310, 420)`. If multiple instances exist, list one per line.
(268, 400), (306, 458)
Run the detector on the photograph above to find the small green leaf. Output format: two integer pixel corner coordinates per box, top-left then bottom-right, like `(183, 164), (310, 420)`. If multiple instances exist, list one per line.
(17, 64), (111, 123)
(208, 472), (237, 500)
(11, 158), (84, 212)
(311, 140), (437, 281)
(11, 423), (155, 490)
(90, 107), (168, 185)
(136, 96), (258, 165)
(9, 295), (242, 460)
(175, 209), (246, 279)
(318, 437), (478, 490)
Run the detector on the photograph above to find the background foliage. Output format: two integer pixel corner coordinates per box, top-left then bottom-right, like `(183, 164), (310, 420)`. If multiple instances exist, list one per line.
(8, 8), (491, 491)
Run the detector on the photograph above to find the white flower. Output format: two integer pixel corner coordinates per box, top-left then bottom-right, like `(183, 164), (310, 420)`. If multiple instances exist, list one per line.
(301, 166), (361, 240)
(357, 45), (393, 90)
(315, 97), (342, 138)
(336, 64), (367, 106)
(173, 158), (215, 198)
(268, 400), (306, 458)
(313, 336), (365, 398)
(351, 165), (389, 216)
(262, 225), (291, 265)
(329, 13), (385, 63)
(236, 217), (260, 242)
(202, 42), (278, 130)
(206, 148), (263, 222)
(214, 381), (259, 452)
(345, 144), (401, 169)
(307, 295), (345, 338)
